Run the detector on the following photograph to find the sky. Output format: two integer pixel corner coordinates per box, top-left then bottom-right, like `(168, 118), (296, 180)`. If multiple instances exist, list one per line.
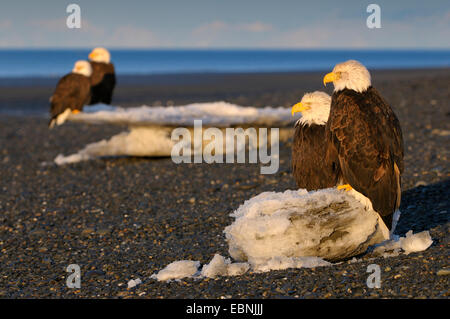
(0, 0), (449, 49)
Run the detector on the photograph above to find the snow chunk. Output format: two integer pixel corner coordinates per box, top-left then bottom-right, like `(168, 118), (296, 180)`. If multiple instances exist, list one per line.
(150, 260), (200, 282)
(200, 254), (250, 278)
(224, 188), (389, 264)
(373, 230), (433, 257)
(201, 254), (230, 278)
(54, 126), (175, 165)
(227, 262), (251, 276)
(401, 230), (433, 254)
(251, 256), (331, 273)
(127, 278), (142, 288)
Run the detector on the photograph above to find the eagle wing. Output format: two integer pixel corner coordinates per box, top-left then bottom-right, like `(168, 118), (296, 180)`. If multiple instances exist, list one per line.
(367, 87), (404, 174)
(292, 124), (339, 190)
(89, 62), (116, 104)
(327, 89), (402, 228)
(50, 74), (91, 119)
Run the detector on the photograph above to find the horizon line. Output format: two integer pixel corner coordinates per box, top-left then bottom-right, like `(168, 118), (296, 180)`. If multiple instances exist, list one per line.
(0, 47), (450, 51)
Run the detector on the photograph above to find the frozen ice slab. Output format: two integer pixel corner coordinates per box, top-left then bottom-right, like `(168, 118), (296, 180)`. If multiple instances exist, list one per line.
(54, 102), (294, 165)
(68, 102), (295, 127)
(224, 188), (390, 264)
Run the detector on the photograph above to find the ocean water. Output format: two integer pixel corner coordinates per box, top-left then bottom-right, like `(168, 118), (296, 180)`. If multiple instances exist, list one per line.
(0, 49), (449, 78)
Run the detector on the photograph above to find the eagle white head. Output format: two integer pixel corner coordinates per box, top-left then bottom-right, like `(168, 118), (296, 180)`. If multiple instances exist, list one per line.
(72, 60), (92, 77)
(323, 60), (371, 93)
(291, 91), (331, 126)
(88, 47), (111, 63)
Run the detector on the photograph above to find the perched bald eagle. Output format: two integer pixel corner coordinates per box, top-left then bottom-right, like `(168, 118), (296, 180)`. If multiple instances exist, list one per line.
(49, 60), (92, 128)
(88, 47), (116, 105)
(323, 60), (404, 230)
(291, 91), (339, 190)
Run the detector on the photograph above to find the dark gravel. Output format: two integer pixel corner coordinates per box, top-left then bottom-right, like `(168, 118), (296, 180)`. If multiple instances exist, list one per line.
(0, 69), (449, 298)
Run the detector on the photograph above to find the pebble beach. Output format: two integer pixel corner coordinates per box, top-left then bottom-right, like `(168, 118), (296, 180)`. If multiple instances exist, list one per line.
(0, 68), (449, 298)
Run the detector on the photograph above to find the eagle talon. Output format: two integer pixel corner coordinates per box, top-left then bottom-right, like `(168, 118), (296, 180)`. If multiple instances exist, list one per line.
(71, 110), (81, 114)
(337, 184), (353, 192)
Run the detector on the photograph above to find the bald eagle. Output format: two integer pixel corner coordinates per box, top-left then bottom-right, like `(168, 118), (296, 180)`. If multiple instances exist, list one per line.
(323, 60), (404, 230)
(49, 60), (92, 128)
(88, 47), (116, 105)
(291, 91), (339, 190)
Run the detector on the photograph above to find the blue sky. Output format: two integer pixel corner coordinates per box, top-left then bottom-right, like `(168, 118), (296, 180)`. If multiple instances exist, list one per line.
(0, 0), (449, 48)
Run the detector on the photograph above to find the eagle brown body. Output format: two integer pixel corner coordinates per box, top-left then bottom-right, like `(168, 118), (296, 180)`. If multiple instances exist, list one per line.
(292, 123), (340, 190)
(88, 61), (116, 105)
(326, 86), (404, 229)
(49, 73), (91, 126)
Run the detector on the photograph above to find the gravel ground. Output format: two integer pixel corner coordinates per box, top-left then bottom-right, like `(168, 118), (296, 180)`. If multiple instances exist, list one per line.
(0, 69), (449, 298)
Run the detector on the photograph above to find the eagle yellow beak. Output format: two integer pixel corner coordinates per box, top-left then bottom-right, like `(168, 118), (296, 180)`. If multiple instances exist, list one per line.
(323, 72), (337, 86)
(89, 52), (96, 59)
(291, 102), (310, 116)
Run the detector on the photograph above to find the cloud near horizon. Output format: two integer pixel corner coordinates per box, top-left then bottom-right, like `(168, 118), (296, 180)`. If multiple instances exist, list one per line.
(0, 8), (449, 49)
(192, 21), (273, 35)
(0, 18), (166, 48)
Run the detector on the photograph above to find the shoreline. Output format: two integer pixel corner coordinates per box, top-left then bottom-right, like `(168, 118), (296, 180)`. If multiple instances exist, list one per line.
(0, 66), (449, 85)
(1, 67), (449, 116)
